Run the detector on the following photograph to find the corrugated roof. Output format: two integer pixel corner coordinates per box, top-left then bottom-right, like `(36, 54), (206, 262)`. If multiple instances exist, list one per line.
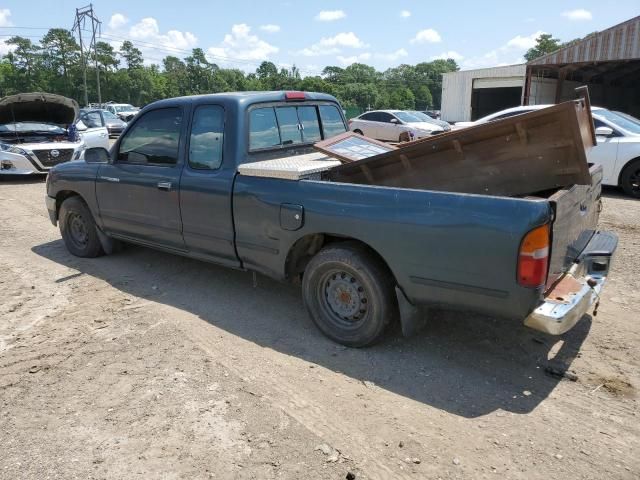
(527, 15), (640, 65)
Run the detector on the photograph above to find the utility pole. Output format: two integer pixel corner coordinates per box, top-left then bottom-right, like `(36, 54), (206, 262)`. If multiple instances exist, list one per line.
(72, 4), (102, 106)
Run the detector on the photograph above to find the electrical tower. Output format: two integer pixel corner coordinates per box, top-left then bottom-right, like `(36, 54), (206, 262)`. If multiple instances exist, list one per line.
(72, 4), (102, 106)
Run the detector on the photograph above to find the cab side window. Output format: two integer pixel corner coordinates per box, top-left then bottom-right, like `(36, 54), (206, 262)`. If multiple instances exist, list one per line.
(189, 105), (224, 170)
(118, 108), (182, 166)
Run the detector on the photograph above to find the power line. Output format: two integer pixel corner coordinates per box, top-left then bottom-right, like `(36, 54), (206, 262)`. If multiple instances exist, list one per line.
(72, 4), (102, 105)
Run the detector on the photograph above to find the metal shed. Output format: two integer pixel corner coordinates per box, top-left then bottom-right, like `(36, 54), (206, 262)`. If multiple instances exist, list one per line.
(441, 65), (526, 122)
(524, 16), (640, 116)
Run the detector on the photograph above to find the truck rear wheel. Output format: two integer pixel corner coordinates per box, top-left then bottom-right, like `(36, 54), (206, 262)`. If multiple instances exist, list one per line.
(620, 159), (640, 198)
(59, 196), (104, 258)
(302, 242), (396, 347)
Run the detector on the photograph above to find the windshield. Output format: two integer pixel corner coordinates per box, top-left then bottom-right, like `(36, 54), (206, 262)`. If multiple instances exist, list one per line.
(114, 105), (135, 112)
(0, 122), (66, 134)
(409, 111), (440, 123)
(394, 111), (423, 123)
(102, 111), (121, 121)
(596, 110), (640, 135)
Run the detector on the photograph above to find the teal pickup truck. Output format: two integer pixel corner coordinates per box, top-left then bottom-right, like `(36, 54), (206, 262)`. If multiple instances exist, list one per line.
(45, 91), (617, 347)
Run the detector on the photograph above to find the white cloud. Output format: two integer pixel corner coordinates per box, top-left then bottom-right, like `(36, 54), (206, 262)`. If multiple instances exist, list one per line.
(0, 8), (12, 27)
(260, 24), (280, 33)
(460, 30), (545, 69)
(337, 52), (371, 65)
(130, 17), (197, 51)
(315, 10), (346, 22)
(108, 13), (129, 30)
(506, 31), (544, 50)
(400, 10), (411, 18)
(376, 48), (409, 61)
(208, 24), (278, 62)
(410, 29), (442, 44)
(0, 9), (13, 56)
(296, 32), (368, 57)
(430, 51), (464, 61)
(562, 9), (592, 21)
(105, 16), (198, 65)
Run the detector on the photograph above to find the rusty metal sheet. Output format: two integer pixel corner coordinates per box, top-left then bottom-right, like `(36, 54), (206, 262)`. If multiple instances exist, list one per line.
(325, 98), (595, 197)
(527, 15), (640, 65)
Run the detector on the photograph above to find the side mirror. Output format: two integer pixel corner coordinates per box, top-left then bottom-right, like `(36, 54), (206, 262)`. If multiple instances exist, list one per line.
(84, 147), (110, 164)
(595, 126), (614, 137)
(390, 118), (399, 124)
(76, 120), (88, 131)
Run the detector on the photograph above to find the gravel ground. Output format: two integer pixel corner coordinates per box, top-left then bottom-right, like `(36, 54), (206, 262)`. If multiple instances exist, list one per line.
(0, 178), (638, 480)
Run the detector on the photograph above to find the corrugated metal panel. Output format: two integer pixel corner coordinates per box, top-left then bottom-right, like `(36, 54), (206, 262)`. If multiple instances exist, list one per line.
(473, 77), (525, 89)
(441, 65), (526, 122)
(528, 15), (640, 65)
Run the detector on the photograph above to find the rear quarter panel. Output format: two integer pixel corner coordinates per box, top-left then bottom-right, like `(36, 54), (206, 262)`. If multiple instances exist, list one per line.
(233, 176), (553, 319)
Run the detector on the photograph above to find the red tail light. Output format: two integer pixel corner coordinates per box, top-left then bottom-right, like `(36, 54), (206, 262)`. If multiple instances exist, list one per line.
(348, 119), (353, 126)
(285, 91), (306, 101)
(518, 224), (550, 288)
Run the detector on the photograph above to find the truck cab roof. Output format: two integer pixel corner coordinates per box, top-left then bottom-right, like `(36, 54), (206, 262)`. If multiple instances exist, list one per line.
(147, 91), (340, 110)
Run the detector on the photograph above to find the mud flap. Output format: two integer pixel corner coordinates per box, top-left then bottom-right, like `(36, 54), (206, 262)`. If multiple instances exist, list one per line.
(395, 287), (427, 337)
(96, 227), (117, 255)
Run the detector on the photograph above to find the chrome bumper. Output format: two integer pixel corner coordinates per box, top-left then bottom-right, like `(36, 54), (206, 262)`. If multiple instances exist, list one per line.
(45, 195), (57, 226)
(524, 231), (617, 335)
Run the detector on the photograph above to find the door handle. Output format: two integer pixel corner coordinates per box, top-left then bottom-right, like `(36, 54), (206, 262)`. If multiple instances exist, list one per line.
(157, 181), (172, 191)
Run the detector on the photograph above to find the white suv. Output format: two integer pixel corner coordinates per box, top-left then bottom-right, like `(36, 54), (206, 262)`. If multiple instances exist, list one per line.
(349, 110), (444, 142)
(453, 105), (640, 198)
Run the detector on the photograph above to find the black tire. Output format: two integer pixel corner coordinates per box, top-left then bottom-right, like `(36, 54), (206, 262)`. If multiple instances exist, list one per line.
(302, 242), (397, 347)
(59, 196), (104, 258)
(353, 129), (364, 135)
(620, 159), (640, 198)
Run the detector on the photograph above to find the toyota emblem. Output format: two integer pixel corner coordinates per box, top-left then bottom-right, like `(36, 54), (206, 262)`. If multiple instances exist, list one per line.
(50, 149), (60, 158)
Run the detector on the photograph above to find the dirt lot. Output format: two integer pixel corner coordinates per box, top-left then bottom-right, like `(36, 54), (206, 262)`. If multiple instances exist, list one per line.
(0, 178), (638, 480)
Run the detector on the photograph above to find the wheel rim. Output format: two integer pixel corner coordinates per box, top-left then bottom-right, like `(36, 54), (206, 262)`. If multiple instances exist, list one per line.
(318, 269), (369, 329)
(67, 212), (89, 249)
(628, 167), (640, 194)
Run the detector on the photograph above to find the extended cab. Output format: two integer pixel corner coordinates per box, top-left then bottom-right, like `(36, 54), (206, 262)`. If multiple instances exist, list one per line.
(46, 91), (617, 347)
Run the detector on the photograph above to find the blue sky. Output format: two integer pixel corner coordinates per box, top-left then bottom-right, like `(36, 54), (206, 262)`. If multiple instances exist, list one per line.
(1, 1), (638, 74)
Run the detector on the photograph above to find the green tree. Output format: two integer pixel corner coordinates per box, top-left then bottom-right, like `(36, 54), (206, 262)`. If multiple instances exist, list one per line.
(40, 29), (80, 97)
(4, 36), (40, 91)
(119, 40), (143, 70)
(524, 34), (562, 62)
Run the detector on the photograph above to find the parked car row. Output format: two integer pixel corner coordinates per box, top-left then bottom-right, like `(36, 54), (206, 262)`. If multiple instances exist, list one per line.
(452, 105), (640, 198)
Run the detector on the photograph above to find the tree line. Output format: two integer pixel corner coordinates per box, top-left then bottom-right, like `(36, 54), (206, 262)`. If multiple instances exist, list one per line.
(0, 28), (459, 112)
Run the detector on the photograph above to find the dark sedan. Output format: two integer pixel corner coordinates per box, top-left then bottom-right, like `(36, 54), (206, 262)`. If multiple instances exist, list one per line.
(79, 109), (127, 137)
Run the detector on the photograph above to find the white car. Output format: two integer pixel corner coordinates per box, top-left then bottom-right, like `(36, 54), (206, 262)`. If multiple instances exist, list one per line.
(0, 93), (109, 176)
(453, 105), (640, 198)
(349, 110), (444, 142)
(104, 102), (139, 122)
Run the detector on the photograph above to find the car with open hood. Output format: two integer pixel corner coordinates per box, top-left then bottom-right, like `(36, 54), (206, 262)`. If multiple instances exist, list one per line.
(0, 92), (109, 175)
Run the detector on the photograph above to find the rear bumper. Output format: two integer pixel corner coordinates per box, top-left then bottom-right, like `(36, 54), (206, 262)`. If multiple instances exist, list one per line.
(524, 231), (618, 335)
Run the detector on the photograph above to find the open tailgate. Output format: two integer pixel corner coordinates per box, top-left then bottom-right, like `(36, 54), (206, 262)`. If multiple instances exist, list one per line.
(546, 164), (602, 289)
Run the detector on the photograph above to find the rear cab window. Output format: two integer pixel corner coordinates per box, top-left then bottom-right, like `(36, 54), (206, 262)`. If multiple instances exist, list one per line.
(249, 102), (347, 152)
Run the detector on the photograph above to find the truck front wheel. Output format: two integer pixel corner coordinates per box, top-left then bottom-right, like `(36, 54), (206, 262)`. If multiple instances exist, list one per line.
(302, 243), (396, 347)
(59, 196), (104, 258)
